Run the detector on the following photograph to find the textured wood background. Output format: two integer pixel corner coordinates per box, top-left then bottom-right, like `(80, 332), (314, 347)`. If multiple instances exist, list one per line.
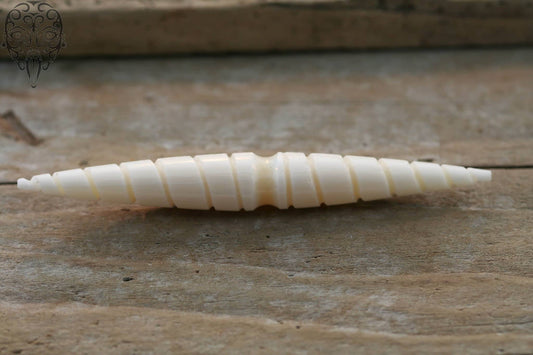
(1, 0), (533, 57)
(0, 48), (532, 353)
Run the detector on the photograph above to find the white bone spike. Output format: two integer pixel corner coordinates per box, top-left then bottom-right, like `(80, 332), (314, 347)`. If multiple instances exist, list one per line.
(17, 152), (491, 211)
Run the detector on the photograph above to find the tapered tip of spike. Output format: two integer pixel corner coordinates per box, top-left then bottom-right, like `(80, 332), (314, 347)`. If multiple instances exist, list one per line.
(17, 178), (39, 191)
(467, 168), (492, 182)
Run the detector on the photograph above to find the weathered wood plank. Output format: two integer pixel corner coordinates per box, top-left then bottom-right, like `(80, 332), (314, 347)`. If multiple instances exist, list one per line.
(1, 49), (532, 182)
(1, 303), (533, 355)
(1, 0), (533, 57)
(0, 169), (532, 353)
(0, 48), (532, 353)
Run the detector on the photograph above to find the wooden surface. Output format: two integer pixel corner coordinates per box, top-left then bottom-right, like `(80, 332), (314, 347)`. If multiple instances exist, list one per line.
(0, 48), (532, 353)
(2, 0), (533, 57)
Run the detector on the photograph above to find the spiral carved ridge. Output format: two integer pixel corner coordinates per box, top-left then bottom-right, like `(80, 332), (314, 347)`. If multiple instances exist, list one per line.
(17, 153), (491, 210)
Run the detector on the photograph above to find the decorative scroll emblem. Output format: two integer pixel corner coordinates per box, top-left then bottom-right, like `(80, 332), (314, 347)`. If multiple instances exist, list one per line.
(2, 1), (65, 87)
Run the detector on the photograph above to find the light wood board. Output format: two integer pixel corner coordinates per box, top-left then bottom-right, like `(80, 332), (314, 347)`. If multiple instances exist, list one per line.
(0, 48), (532, 354)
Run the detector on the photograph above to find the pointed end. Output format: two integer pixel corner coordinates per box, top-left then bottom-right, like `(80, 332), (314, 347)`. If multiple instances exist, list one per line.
(17, 178), (40, 191)
(467, 168), (492, 183)
(26, 57), (42, 88)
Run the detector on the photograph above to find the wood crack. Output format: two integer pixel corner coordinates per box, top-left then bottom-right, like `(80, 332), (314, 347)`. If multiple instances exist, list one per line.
(471, 165), (533, 169)
(0, 110), (42, 146)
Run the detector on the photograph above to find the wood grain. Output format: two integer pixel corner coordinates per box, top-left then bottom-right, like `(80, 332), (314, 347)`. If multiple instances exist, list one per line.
(1, 48), (532, 181)
(0, 48), (532, 353)
(0, 110), (42, 146)
(1, 0), (533, 57)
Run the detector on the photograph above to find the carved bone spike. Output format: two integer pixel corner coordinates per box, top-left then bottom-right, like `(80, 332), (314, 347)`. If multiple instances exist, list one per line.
(17, 153), (492, 211)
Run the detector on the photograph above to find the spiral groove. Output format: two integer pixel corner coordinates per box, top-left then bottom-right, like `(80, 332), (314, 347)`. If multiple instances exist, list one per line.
(18, 153), (491, 210)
